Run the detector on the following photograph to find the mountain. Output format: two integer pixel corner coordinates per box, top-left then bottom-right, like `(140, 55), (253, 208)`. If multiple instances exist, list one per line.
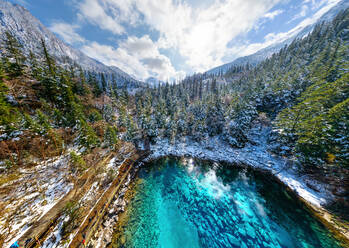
(206, 0), (349, 75)
(0, 0), (141, 88)
(145, 77), (165, 87)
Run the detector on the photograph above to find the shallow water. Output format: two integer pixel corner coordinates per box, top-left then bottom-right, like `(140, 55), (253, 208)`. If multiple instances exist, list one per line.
(113, 158), (343, 248)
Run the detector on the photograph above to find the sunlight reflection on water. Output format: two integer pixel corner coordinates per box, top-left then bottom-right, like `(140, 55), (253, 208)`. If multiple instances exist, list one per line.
(114, 157), (343, 248)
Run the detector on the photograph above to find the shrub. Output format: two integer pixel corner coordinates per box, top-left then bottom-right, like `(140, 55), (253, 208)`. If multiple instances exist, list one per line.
(70, 151), (86, 172)
(61, 200), (82, 237)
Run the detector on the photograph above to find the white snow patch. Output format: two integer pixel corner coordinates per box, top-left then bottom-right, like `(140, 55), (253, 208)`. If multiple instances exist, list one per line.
(41, 216), (67, 248)
(148, 131), (333, 208)
(1, 155), (73, 247)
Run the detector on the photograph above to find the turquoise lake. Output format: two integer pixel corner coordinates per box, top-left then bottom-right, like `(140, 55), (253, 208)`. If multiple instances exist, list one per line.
(113, 157), (343, 248)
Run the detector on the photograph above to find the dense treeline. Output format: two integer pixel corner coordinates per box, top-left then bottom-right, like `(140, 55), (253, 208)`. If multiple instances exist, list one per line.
(130, 9), (349, 167)
(0, 9), (348, 170)
(0, 32), (126, 166)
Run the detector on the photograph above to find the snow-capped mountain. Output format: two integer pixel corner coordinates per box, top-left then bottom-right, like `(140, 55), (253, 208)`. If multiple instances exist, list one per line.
(0, 0), (141, 87)
(206, 0), (349, 75)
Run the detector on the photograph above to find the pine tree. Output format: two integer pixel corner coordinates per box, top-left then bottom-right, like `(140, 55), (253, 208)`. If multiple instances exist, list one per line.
(41, 38), (56, 76)
(73, 67), (87, 96)
(2, 31), (26, 77)
(78, 119), (99, 150)
(89, 73), (102, 97)
(125, 114), (137, 142)
(36, 109), (51, 135)
(28, 51), (42, 79)
(117, 105), (127, 129)
(104, 125), (119, 149)
(0, 71), (17, 131)
(101, 73), (107, 93)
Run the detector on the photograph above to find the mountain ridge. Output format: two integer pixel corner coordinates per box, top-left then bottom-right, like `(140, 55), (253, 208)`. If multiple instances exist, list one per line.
(206, 0), (349, 75)
(0, 0), (141, 87)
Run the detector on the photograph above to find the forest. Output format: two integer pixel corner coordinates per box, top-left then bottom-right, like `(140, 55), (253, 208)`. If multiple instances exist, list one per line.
(0, 9), (348, 173)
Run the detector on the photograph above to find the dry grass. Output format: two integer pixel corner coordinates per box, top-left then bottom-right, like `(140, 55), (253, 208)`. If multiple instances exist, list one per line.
(0, 128), (75, 167)
(4, 76), (42, 110)
(0, 173), (20, 187)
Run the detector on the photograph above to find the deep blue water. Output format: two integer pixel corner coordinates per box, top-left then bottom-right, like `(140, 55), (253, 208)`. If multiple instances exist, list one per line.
(114, 158), (343, 248)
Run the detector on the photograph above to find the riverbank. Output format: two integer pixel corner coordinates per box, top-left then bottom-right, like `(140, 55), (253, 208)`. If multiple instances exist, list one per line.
(145, 128), (349, 245)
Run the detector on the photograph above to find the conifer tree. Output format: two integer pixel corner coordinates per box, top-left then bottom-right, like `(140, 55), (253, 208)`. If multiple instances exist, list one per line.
(2, 31), (26, 77)
(104, 125), (119, 149)
(73, 67), (87, 96)
(28, 51), (42, 79)
(78, 118), (99, 150)
(41, 38), (56, 76)
(101, 73), (107, 93)
(0, 69), (17, 130)
(89, 73), (102, 97)
(125, 114), (136, 142)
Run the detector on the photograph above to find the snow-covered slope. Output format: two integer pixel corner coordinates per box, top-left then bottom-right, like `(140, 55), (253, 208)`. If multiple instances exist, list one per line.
(0, 0), (141, 87)
(147, 126), (333, 208)
(207, 0), (349, 75)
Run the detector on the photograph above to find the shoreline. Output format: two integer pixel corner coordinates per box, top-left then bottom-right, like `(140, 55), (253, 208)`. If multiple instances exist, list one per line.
(143, 137), (349, 246)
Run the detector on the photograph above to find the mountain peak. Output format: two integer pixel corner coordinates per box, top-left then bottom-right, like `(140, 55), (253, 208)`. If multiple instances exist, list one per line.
(0, 0), (141, 88)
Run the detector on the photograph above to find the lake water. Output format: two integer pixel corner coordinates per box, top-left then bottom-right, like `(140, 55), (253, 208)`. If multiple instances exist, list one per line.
(112, 157), (343, 248)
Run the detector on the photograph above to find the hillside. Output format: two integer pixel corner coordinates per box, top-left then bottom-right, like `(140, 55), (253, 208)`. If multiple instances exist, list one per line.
(128, 8), (349, 217)
(0, 0), (142, 89)
(0, 24), (146, 246)
(0, 2), (348, 248)
(207, 0), (349, 75)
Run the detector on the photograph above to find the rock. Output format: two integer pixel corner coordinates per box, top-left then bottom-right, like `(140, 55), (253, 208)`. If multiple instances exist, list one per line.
(5, 94), (18, 106)
(305, 182), (320, 193)
(332, 187), (348, 197)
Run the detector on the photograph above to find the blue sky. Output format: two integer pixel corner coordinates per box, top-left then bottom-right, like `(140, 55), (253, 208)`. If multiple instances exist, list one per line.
(9, 0), (342, 81)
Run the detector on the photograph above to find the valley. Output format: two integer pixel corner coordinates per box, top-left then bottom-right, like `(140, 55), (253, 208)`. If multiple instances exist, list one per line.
(0, 0), (348, 247)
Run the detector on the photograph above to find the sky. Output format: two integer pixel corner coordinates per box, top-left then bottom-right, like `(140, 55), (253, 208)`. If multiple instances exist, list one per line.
(8, 0), (342, 81)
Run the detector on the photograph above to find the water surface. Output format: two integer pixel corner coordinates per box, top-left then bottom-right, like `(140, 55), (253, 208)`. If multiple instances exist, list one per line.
(113, 158), (343, 248)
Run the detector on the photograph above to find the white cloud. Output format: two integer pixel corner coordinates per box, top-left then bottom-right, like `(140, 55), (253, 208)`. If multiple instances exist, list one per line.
(133, 0), (282, 72)
(60, 0), (341, 80)
(75, 0), (282, 73)
(102, 0), (140, 27)
(305, 0), (329, 10)
(81, 36), (184, 81)
(303, 0), (316, 5)
(264, 9), (284, 19)
(77, 0), (125, 34)
(290, 4), (309, 22)
(49, 22), (85, 45)
(232, 0), (342, 58)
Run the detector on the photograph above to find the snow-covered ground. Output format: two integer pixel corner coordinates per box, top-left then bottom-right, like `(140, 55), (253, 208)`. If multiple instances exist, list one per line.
(0, 155), (73, 247)
(147, 126), (333, 208)
(0, 128), (338, 247)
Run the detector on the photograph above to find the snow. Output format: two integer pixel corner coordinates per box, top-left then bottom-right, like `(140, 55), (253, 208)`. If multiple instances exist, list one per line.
(276, 172), (326, 206)
(41, 216), (67, 248)
(80, 182), (99, 203)
(0, 155), (73, 248)
(148, 127), (333, 208)
(67, 182), (113, 247)
(6, 217), (31, 248)
(106, 157), (117, 170)
(0, 0), (139, 86)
